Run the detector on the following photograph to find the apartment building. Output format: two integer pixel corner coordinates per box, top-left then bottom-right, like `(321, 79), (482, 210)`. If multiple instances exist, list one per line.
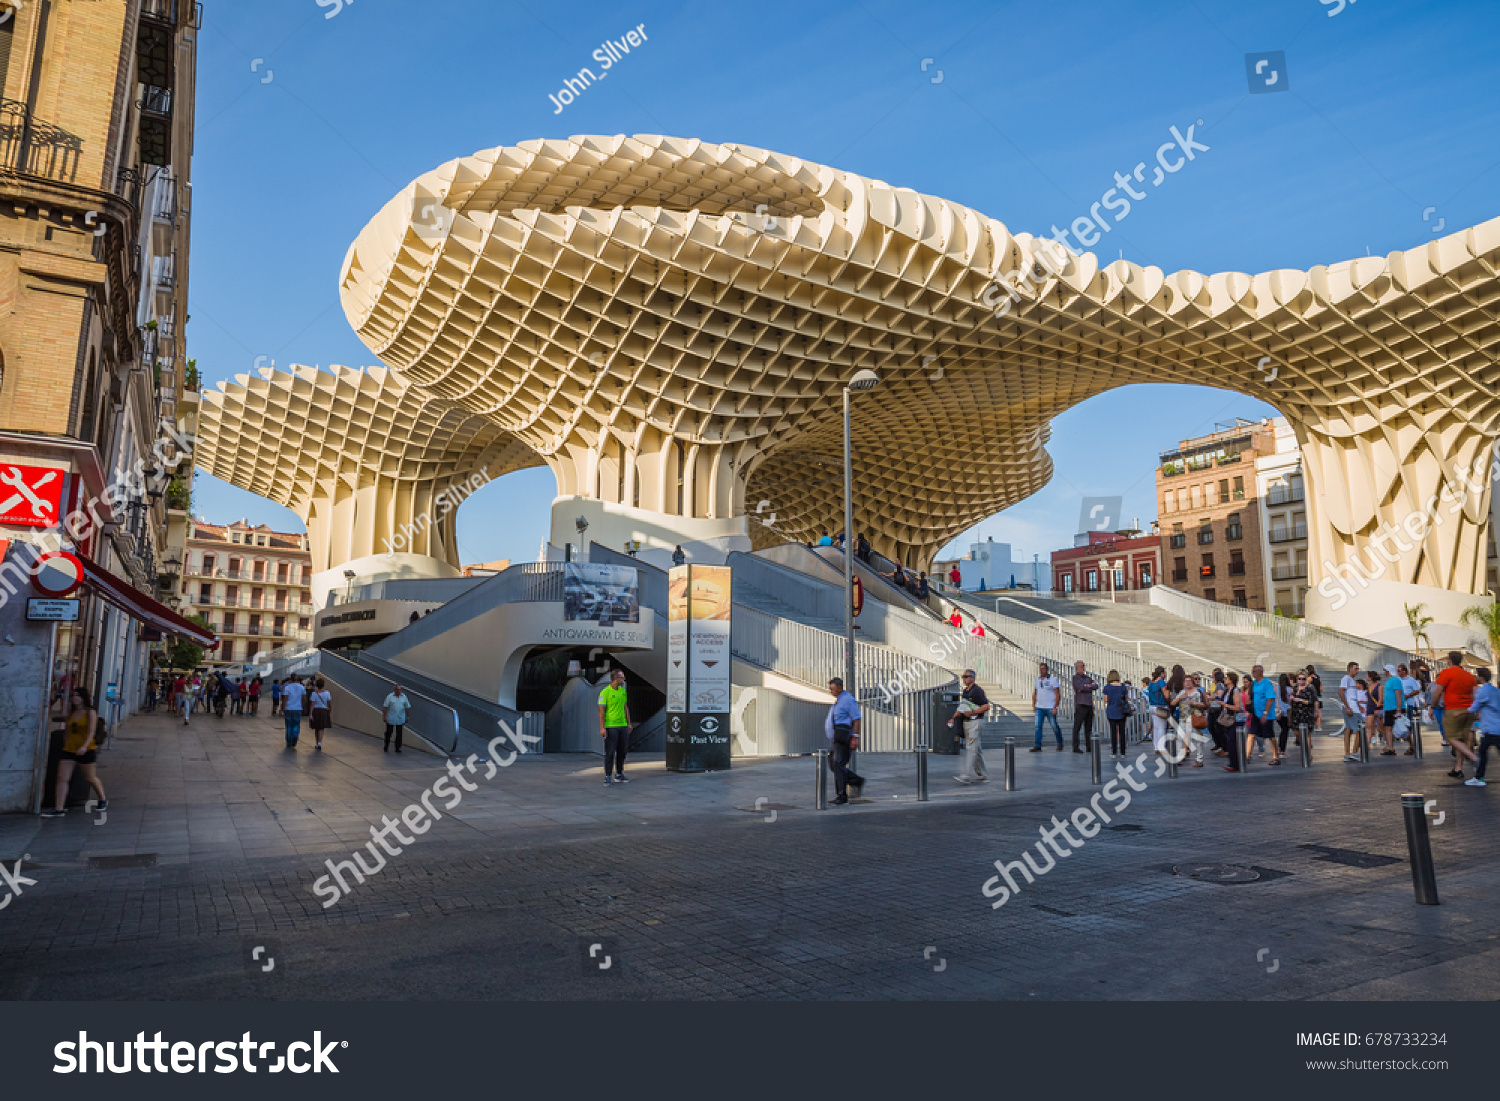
(0, 1), (205, 810)
(1156, 418), (1279, 611)
(1256, 420), (1310, 616)
(184, 520), (314, 667)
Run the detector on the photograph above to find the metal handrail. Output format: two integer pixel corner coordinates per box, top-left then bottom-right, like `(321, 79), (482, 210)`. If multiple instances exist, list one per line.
(984, 595), (1234, 671)
(1148, 585), (1412, 670)
(729, 603), (952, 752)
(320, 649), (461, 755)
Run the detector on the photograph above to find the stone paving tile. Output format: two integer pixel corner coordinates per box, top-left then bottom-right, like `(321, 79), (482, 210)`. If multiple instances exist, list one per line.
(0, 708), (1494, 1000)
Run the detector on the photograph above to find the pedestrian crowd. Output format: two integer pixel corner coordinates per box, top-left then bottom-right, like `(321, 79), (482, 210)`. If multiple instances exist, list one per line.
(816, 646), (1500, 801)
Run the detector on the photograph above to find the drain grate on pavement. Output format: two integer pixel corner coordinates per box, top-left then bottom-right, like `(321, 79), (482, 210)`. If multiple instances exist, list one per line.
(86, 854), (157, 870)
(1300, 844), (1402, 869)
(1174, 863), (1261, 884)
(1170, 863), (1293, 884)
(1102, 824), (1144, 832)
(736, 803), (797, 813)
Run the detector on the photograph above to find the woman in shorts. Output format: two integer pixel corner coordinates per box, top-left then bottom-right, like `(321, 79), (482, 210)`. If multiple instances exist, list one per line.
(42, 687), (107, 818)
(309, 678), (333, 751)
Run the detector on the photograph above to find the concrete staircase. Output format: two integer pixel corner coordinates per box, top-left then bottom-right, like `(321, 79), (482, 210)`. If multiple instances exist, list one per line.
(953, 593), (1354, 681)
(732, 577), (848, 635)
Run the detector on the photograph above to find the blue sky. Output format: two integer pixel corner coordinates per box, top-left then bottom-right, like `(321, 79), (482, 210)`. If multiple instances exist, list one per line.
(187, 0), (1500, 566)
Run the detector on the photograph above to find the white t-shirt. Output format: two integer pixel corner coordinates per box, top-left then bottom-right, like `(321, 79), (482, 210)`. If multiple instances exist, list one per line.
(281, 682), (306, 712)
(1034, 675), (1060, 710)
(311, 689), (331, 710)
(1401, 676), (1420, 703)
(1340, 674), (1359, 713)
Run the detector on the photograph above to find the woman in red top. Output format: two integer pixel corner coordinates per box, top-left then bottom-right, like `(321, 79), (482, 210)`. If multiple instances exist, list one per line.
(248, 677), (262, 715)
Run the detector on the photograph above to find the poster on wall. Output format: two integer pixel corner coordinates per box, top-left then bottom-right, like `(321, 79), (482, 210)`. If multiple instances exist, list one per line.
(666, 564), (732, 772)
(563, 562), (640, 626)
(666, 567), (688, 715)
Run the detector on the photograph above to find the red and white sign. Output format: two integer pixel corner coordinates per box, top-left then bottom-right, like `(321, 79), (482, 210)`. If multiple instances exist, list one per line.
(0, 464), (65, 528)
(31, 551), (84, 597)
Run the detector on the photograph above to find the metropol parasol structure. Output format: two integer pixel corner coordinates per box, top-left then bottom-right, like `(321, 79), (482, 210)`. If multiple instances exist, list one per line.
(197, 134), (1500, 642)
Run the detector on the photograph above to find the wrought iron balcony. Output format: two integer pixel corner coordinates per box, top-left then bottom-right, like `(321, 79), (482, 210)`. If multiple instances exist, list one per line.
(0, 97), (84, 181)
(1267, 485), (1305, 506)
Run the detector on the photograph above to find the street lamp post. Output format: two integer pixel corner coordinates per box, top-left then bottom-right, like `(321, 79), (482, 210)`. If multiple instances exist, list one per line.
(842, 370), (881, 697)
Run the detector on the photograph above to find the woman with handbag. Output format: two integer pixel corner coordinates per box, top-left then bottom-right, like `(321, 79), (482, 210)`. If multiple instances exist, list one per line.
(42, 687), (108, 818)
(309, 678), (333, 752)
(1146, 666), (1171, 754)
(1172, 672), (1209, 766)
(1275, 673), (1294, 753)
(1220, 671), (1246, 771)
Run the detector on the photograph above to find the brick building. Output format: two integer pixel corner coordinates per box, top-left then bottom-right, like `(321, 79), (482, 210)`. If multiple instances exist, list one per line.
(1052, 530), (1161, 597)
(183, 520), (314, 668)
(1156, 418), (1279, 610)
(0, 2), (204, 810)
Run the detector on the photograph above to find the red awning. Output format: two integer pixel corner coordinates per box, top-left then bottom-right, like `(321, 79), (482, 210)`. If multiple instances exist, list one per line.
(78, 555), (218, 647)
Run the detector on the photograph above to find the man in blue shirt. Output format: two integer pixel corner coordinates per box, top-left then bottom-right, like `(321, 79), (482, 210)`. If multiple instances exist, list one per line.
(1379, 663), (1406, 755)
(825, 677), (864, 805)
(1249, 665), (1283, 766)
(1465, 667), (1500, 786)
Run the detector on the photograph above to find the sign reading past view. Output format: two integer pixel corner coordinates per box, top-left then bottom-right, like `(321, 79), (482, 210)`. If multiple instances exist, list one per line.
(666, 563), (731, 772)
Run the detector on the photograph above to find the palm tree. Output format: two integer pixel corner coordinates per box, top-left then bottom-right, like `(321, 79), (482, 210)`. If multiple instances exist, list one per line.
(1459, 602), (1500, 664)
(1404, 602), (1435, 655)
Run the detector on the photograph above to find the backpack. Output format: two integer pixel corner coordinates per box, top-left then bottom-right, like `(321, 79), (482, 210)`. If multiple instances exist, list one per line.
(93, 715), (109, 748)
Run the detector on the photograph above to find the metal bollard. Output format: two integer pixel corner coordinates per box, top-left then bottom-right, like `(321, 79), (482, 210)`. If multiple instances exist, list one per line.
(916, 745), (929, 802)
(1412, 716), (1424, 760)
(815, 750), (827, 810)
(1401, 793), (1440, 905)
(1166, 733), (1179, 779)
(1005, 737), (1016, 792)
(1299, 723), (1312, 768)
(1359, 723), (1371, 763)
(1090, 737), (1103, 785)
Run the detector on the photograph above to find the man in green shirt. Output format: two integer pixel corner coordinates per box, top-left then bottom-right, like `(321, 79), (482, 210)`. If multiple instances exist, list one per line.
(598, 668), (634, 785)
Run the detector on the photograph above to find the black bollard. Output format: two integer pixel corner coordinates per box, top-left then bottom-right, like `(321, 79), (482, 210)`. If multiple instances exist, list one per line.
(916, 746), (928, 802)
(815, 750), (827, 810)
(1090, 737), (1103, 785)
(1359, 722), (1371, 763)
(1299, 723), (1312, 768)
(1401, 793), (1440, 905)
(1005, 737), (1016, 792)
(1412, 716), (1424, 760)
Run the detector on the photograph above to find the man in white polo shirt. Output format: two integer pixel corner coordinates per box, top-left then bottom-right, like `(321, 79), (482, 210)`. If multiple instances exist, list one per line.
(1031, 662), (1063, 751)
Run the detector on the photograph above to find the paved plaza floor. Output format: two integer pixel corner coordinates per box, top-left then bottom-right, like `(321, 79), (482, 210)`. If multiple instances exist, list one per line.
(0, 707), (1495, 1000)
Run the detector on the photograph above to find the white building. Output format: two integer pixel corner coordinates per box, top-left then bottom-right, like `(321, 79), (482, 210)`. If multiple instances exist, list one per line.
(951, 537), (1050, 592)
(1255, 419), (1309, 617)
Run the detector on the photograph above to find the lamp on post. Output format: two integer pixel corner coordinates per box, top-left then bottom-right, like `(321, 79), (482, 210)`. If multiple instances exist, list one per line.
(842, 369), (881, 697)
(342, 568), (356, 605)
